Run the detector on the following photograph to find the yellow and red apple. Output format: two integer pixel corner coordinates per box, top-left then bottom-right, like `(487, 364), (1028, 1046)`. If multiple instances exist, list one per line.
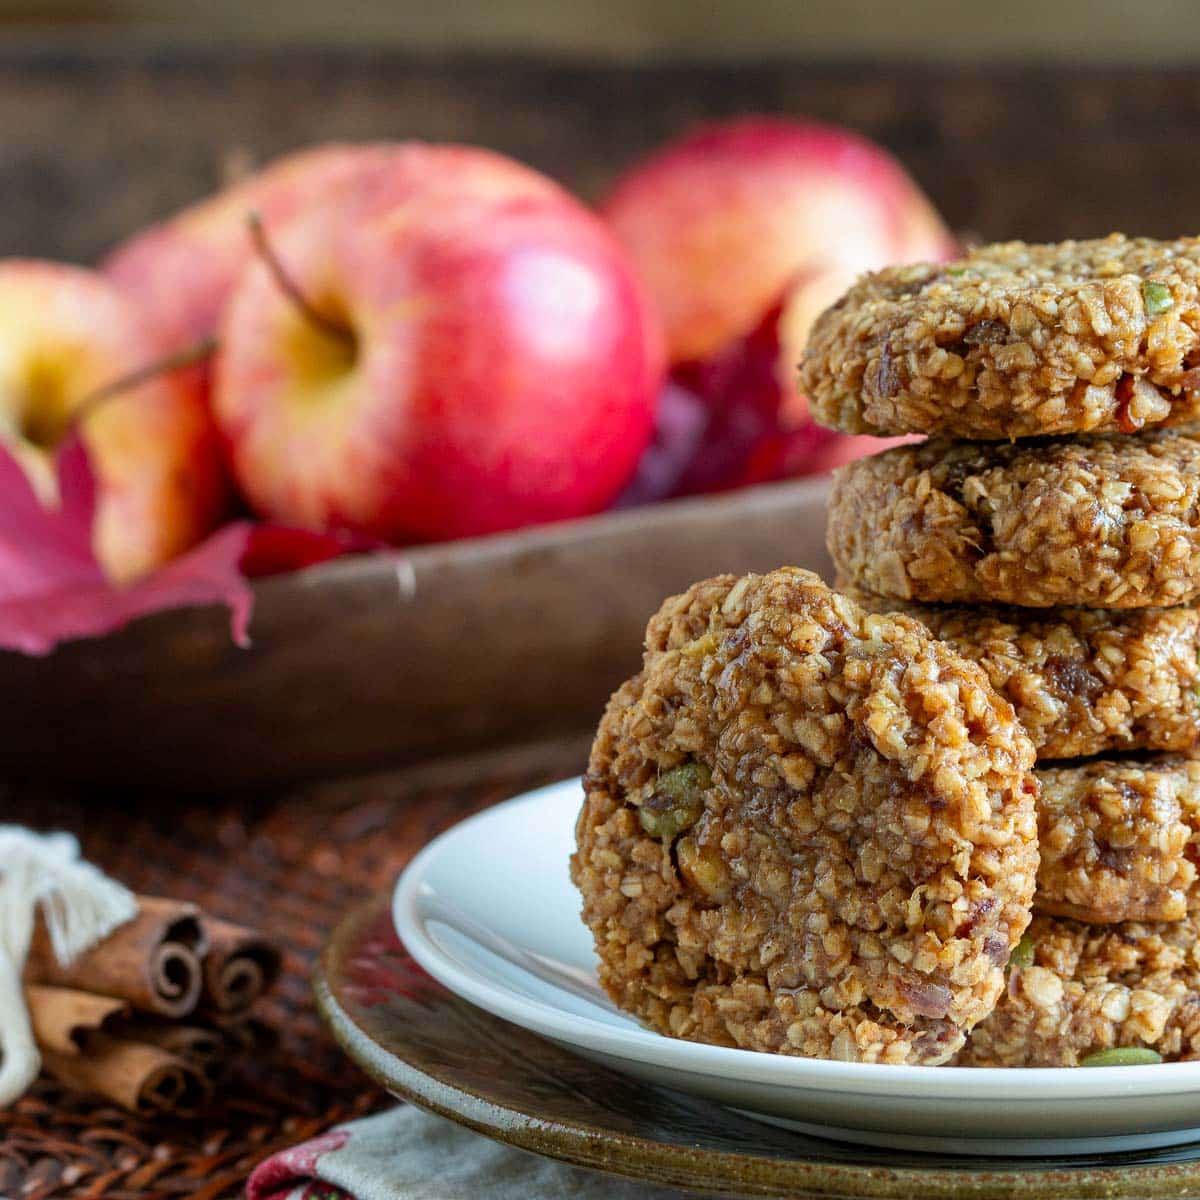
(103, 144), (399, 407)
(0, 261), (227, 581)
(602, 116), (956, 367)
(602, 117), (950, 492)
(213, 145), (664, 542)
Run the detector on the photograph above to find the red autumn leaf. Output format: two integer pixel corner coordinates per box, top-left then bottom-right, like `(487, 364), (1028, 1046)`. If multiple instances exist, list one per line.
(615, 297), (920, 507)
(0, 439), (361, 657)
(669, 299), (806, 494)
(239, 523), (378, 579)
(615, 300), (842, 506)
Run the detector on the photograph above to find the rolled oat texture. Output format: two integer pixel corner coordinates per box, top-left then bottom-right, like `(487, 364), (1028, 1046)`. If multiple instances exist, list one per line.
(849, 591), (1200, 760)
(802, 234), (1200, 440)
(958, 913), (1200, 1066)
(1034, 754), (1200, 924)
(572, 568), (1039, 1066)
(827, 432), (1200, 609)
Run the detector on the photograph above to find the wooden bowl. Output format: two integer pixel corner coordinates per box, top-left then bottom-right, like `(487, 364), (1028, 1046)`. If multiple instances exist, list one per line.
(0, 478), (831, 791)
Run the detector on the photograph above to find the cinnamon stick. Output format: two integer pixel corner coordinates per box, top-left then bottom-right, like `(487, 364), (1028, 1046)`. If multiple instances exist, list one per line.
(199, 916), (281, 1014)
(25, 984), (211, 1115)
(126, 1017), (227, 1080)
(28, 987), (226, 1073)
(25, 895), (207, 1017)
(40, 1034), (210, 1117)
(25, 983), (128, 1054)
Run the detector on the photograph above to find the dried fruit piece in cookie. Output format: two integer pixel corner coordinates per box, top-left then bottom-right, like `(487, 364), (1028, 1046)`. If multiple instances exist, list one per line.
(848, 591), (1200, 760)
(1035, 755), (1200, 924)
(827, 432), (1200, 609)
(571, 568), (1039, 1066)
(801, 234), (1200, 439)
(957, 914), (1200, 1066)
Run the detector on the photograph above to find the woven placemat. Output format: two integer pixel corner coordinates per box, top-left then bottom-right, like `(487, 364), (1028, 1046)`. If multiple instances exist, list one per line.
(1, 744), (577, 1198)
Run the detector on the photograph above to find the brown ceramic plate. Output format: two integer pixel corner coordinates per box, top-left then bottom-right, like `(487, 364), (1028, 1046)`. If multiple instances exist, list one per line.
(315, 891), (1200, 1199)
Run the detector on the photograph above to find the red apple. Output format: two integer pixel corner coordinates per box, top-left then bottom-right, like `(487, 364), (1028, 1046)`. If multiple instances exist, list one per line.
(103, 144), (402, 408)
(0, 261), (227, 581)
(213, 146), (663, 542)
(103, 143), (600, 413)
(103, 144), (397, 351)
(601, 116), (956, 366)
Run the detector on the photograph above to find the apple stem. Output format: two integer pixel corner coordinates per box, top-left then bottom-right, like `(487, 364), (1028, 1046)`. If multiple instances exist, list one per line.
(246, 211), (355, 346)
(73, 336), (218, 424)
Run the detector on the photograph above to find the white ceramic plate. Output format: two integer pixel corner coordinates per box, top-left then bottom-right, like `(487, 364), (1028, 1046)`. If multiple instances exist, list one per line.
(394, 778), (1200, 1157)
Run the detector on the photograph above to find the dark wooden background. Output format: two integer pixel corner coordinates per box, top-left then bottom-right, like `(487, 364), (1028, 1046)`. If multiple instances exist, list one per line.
(3, 46), (1200, 263)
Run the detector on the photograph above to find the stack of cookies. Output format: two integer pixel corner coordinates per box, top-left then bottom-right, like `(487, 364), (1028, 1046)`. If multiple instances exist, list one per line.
(804, 233), (1200, 1065)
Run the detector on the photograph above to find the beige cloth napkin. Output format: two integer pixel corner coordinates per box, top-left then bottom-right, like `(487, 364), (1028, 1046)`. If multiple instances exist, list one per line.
(246, 1103), (733, 1199)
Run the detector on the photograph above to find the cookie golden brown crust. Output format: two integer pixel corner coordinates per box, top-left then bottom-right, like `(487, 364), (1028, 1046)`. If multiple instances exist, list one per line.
(957, 914), (1200, 1066)
(801, 234), (1200, 440)
(1035, 755), (1200, 924)
(849, 591), (1200, 760)
(571, 569), (1039, 1066)
(827, 432), (1200, 609)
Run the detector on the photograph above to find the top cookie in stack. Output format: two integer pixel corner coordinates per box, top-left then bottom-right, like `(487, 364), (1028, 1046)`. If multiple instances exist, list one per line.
(806, 235), (1200, 1064)
(801, 233), (1200, 440)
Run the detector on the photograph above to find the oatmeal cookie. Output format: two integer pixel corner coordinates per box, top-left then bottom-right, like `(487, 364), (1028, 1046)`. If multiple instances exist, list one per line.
(1035, 755), (1200, 924)
(957, 913), (1200, 1066)
(801, 234), (1200, 440)
(849, 591), (1200, 760)
(571, 569), (1039, 1066)
(827, 432), (1200, 608)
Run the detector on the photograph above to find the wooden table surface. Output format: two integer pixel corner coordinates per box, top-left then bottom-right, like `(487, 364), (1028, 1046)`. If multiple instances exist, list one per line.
(2, 739), (586, 1199)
